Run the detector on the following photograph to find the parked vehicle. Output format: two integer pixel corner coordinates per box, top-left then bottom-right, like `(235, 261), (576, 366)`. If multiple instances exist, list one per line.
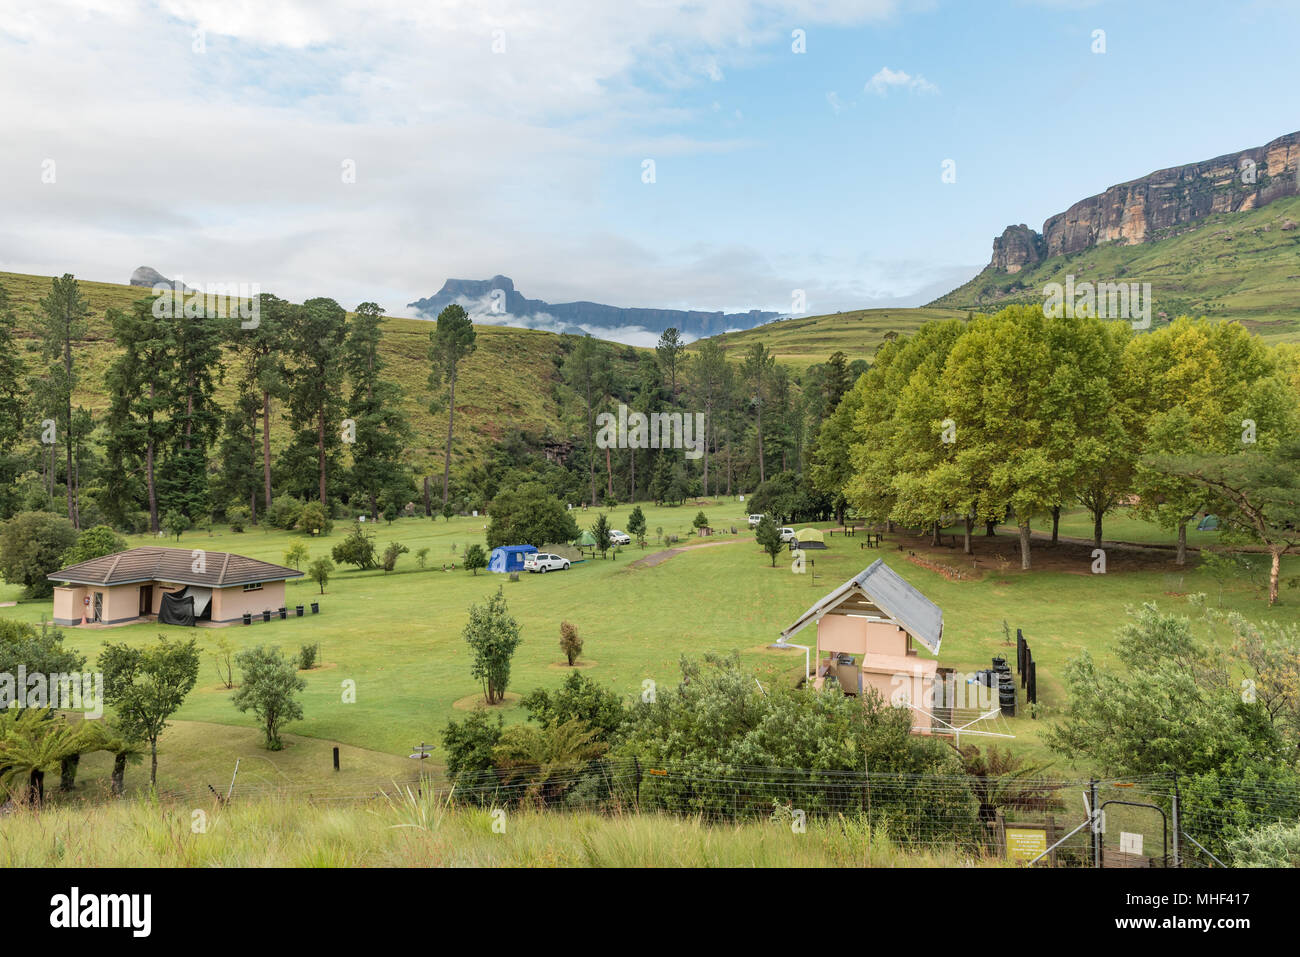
(779, 527), (796, 543)
(609, 530), (631, 545)
(747, 514), (764, 527)
(524, 552), (571, 573)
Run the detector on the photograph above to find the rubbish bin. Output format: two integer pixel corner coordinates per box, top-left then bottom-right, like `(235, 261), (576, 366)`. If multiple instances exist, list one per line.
(296, 605), (304, 617)
(278, 607), (287, 619)
(262, 610), (271, 623)
(242, 612), (251, 625)
(310, 602), (319, 614)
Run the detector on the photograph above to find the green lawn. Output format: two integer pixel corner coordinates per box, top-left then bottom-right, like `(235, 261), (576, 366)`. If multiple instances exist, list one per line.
(6, 501), (1296, 796)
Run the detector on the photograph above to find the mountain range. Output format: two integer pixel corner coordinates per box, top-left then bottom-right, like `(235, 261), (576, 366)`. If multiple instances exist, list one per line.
(406, 275), (781, 339)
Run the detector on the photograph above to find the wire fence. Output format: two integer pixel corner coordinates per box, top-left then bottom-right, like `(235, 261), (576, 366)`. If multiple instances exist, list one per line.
(155, 759), (1300, 866)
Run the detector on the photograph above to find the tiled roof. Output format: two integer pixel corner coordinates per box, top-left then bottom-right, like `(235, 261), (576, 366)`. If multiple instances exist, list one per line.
(781, 559), (944, 654)
(49, 547), (303, 588)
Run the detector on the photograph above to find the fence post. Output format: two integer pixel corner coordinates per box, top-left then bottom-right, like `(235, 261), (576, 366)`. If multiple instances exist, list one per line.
(332, 746), (339, 771)
(1172, 772), (1181, 868)
(1090, 779), (1102, 868)
(1028, 659), (1037, 706)
(633, 756), (642, 810)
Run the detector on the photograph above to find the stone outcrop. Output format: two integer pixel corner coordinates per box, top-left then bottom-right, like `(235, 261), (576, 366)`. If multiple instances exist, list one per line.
(991, 225), (1046, 273)
(129, 266), (187, 290)
(988, 131), (1300, 269)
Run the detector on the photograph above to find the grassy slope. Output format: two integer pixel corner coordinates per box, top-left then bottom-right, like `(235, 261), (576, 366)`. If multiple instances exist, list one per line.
(5, 503), (1295, 795)
(689, 307), (968, 371)
(931, 195), (1300, 344)
(0, 270), (578, 474)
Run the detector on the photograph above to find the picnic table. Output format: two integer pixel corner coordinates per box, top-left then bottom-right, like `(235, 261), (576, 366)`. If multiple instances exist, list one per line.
(859, 532), (882, 549)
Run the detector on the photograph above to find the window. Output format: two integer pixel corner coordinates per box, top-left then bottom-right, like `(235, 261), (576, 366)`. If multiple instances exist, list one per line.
(242, 582), (263, 592)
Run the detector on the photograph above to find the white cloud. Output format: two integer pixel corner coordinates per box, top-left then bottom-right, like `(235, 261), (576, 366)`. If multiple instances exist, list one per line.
(865, 66), (938, 96)
(0, 0), (922, 315)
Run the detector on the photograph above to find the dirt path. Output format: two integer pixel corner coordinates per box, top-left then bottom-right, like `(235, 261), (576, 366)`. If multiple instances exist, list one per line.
(628, 538), (744, 569)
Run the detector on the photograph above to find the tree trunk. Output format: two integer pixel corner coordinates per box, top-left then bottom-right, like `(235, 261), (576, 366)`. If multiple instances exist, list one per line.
(964, 515), (973, 555)
(1093, 508), (1103, 549)
(30, 768), (44, 806)
(1269, 548), (1281, 606)
(150, 739), (158, 786)
(443, 370), (456, 506)
(423, 476), (433, 517)
(64, 328), (74, 527)
(1018, 521), (1032, 570)
(986, 520), (996, 537)
(59, 753), (79, 791)
(317, 408), (328, 505)
(250, 416), (259, 524)
(1175, 521), (1188, 566)
(146, 393), (158, 534)
(605, 444), (613, 500)
(1050, 506), (1060, 545)
(262, 389), (273, 513)
(931, 521), (941, 546)
(111, 753), (126, 797)
(756, 398), (765, 484)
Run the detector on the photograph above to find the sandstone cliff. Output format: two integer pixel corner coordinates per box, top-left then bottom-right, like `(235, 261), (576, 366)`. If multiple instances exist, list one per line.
(988, 130), (1300, 269)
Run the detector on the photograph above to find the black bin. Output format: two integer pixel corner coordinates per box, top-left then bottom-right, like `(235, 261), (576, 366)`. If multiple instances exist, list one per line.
(242, 612), (251, 625)
(262, 610), (271, 623)
(296, 605), (304, 617)
(278, 607), (287, 619)
(310, 602), (319, 614)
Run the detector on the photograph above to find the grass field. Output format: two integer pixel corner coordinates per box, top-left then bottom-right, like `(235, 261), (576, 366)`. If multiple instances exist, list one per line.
(4, 501), (1297, 797)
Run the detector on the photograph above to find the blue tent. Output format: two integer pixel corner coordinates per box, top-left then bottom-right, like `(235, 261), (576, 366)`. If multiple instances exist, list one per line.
(488, 545), (537, 573)
(1197, 514), (1220, 531)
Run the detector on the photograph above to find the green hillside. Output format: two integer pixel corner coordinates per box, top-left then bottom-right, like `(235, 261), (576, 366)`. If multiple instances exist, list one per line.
(689, 306), (968, 370)
(0, 270), (599, 477)
(931, 195), (1300, 343)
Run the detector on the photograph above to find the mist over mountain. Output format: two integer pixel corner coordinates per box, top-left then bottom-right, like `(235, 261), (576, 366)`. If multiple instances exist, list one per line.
(407, 275), (781, 345)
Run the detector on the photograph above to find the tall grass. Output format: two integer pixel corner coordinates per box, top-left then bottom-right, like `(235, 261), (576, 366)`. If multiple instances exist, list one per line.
(0, 791), (998, 867)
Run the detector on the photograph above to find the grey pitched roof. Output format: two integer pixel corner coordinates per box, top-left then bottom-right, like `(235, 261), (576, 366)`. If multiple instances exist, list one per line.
(781, 559), (943, 654)
(49, 547), (303, 588)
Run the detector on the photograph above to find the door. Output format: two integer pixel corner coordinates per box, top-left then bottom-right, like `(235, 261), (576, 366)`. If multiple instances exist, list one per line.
(139, 585), (153, 617)
(92, 592), (103, 623)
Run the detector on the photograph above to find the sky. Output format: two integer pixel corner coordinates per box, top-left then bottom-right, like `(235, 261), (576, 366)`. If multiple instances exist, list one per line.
(2, 0), (1299, 336)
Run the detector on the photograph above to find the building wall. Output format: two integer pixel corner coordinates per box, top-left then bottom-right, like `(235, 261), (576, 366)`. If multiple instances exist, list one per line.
(211, 581), (288, 622)
(52, 586), (87, 625)
(817, 615), (910, 657)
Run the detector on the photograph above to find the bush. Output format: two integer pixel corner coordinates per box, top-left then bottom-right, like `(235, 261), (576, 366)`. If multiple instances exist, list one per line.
(0, 512), (78, 598)
(297, 642), (321, 670)
(692, 511), (710, 529)
(559, 621), (583, 666)
(1227, 821), (1300, 867)
(331, 523), (377, 570)
(381, 541), (409, 572)
(463, 543), (487, 575)
(416, 547), (430, 568)
(232, 645), (306, 751)
(163, 509), (191, 541)
(59, 525), (127, 569)
(227, 506), (249, 533)
(266, 494), (303, 531)
(296, 501), (333, 536)
(308, 557), (333, 594)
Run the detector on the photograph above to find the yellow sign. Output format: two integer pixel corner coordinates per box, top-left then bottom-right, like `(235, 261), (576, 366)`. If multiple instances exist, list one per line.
(1005, 827), (1048, 862)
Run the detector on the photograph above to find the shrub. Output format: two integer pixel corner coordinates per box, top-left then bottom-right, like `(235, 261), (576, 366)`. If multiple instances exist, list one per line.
(163, 509), (191, 541)
(0, 512), (78, 598)
(296, 501), (333, 536)
(463, 543), (487, 575)
(331, 523), (377, 570)
(227, 506), (249, 532)
(1227, 821), (1300, 867)
(693, 511), (710, 529)
(283, 542), (309, 571)
(416, 546), (430, 568)
(297, 642), (320, 670)
(232, 645), (306, 751)
(59, 525), (127, 569)
(559, 621), (583, 666)
(381, 541), (409, 572)
(266, 494), (303, 531)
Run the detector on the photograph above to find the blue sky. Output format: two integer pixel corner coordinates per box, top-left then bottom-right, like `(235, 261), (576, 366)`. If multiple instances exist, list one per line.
(2, 0), (1298, 337)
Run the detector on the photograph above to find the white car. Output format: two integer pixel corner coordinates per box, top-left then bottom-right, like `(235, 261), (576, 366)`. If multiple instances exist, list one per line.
(779, 527), (797, 543)
(524, 552), (570, 573)
(748, 514), (764, 527)
(608, 530), (631, 545)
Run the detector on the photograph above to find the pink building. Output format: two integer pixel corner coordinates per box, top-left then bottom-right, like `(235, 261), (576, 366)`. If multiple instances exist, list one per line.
(779, 559), (944, 732)
(49, 547), (303, 627)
